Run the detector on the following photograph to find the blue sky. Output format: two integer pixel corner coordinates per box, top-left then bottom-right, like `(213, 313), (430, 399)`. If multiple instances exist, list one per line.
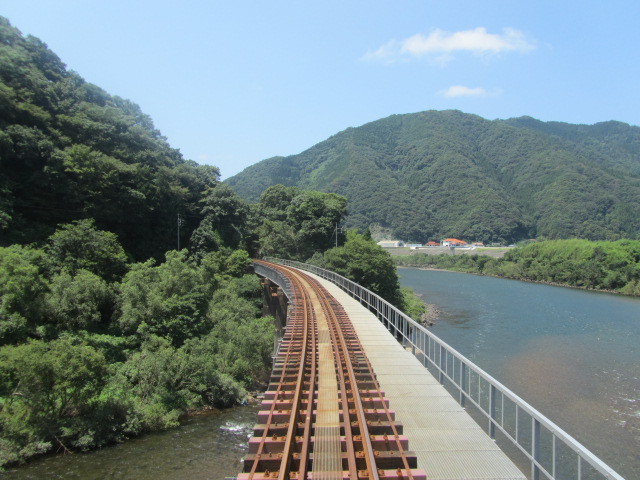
(2, 1), (639, 178)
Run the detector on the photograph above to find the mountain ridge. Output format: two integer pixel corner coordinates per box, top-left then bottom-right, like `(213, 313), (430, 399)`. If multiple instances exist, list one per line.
(226, 110), (640, 243)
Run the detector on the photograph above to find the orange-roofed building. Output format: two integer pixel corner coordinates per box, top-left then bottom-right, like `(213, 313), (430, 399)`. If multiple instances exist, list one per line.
(441, 238), (467, 247)
(425, 241), (440, 247)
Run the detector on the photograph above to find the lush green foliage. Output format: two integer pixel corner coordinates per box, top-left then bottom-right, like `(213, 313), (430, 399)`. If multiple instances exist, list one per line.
(394, 239), (640, 295)
(0, 17), (218, 260)
(309, 231), (405, 308)
(255, 185), (347, 261)
(0, 221), (273, 467)
(400, 286), (427, 321)
(227, 110), (640, 244)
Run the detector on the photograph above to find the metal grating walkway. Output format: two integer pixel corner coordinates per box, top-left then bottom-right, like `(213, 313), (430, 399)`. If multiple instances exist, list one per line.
(305, 271), (527, 480)
(312, 287), (342, 479)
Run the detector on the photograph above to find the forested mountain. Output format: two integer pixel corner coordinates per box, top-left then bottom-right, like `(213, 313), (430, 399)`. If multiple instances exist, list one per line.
(226, 110), (640, 244)
(0, 17), (217, 260)
(0, 18), (410, 467)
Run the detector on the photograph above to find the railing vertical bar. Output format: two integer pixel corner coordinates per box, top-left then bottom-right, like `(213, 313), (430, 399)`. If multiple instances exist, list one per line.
(460, 362), (466, 407)
(423, 330), (428, 367)
(489, 384), (496, 438)
(403, 317), (408, 346)
(532, 417), (540, 480)
(578, 456), (582, 480)
(552, 434), (556, 479)
(515, 405), (519, 445)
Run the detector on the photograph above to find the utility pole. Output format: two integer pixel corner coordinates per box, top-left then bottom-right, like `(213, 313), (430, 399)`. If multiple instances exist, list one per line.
(177, 213), (184, 250)
(334, 222), (344, 248)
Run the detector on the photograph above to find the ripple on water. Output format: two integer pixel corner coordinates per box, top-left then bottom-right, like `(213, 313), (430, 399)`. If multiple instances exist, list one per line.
(2, 405), (260, 480)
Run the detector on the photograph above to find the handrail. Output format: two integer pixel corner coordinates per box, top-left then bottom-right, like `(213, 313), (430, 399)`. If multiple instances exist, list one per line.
(258, 258), (626, 480)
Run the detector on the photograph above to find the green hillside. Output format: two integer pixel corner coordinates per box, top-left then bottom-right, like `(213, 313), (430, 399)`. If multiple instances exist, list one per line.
(226, 110), (640, 244)
(0, 17), (218, 260)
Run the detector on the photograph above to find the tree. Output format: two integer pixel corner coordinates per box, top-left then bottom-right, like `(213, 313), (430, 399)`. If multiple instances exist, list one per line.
(256, 185), (347, 260)
(46, 219), (128, 282)
(0, 245), (49, 344)
(117, 250), (212, 346)
(44, 270), (113, 331)
(190, 184), (250, 257)
(322, 230), (403, 307)
(0, 338), (122, 460)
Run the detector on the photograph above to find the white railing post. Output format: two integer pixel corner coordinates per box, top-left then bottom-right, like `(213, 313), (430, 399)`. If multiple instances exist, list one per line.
(489, 384), (496, 439)
(532, 417), (540, 480)
(460, 362), (466, 407)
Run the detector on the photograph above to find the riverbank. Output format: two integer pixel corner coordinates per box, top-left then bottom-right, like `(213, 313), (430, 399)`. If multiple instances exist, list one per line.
(393, 239), (640, 297)
(384, 246), (511, 258)
(420, 303), (441, 326)
(398, 264), (624, 296)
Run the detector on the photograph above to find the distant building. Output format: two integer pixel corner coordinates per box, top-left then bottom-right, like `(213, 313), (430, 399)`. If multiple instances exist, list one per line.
(406, 243), (423, 249)
(425, 241), (440, 247)
(441, 238), (467, 247)
(377, 240), (405, 248)
(473, 242), (485, 247)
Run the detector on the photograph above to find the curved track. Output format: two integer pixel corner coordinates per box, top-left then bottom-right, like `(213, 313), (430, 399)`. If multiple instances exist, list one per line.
(237, 261), (426, 480)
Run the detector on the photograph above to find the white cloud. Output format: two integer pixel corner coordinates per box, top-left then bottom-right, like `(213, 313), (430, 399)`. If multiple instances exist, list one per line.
(440, 85), (488, 98)
(364, 27), (534, 63)
(362, 40), (403, 64)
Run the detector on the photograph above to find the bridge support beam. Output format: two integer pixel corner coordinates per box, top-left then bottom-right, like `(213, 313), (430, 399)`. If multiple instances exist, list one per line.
(259, 277), (289, 349)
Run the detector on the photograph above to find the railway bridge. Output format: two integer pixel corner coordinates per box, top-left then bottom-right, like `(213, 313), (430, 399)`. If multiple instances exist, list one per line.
(232, 260), (624, 480)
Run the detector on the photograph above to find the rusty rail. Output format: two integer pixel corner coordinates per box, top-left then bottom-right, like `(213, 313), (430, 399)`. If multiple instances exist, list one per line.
(235, 261), (426, 480)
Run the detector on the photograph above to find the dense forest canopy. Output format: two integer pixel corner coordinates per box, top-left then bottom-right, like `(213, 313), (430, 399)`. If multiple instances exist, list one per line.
(0, 18), (274, 466)
(226, 110), (640, 244)
(0, 17), (218, 260)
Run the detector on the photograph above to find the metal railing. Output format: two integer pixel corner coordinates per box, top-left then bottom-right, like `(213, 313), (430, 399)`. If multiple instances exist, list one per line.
(257, 258), (625, 480)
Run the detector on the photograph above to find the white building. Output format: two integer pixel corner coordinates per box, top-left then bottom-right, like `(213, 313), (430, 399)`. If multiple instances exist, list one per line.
(377, 240), (405, 248)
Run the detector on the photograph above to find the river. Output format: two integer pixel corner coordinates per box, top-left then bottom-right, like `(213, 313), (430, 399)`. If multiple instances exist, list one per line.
(1, 405), (259, 479)
(398, 268), (640, 480)
(3, 269), (638, 479)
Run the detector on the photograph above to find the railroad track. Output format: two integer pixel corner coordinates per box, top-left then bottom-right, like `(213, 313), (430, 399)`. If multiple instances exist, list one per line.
(236, 261), (426, 480)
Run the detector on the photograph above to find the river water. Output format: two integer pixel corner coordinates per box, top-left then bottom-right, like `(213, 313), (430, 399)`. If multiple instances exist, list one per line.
(398, 268), (640, 480)
(3, 269), (639, 479)
(1, 405), (259, 479)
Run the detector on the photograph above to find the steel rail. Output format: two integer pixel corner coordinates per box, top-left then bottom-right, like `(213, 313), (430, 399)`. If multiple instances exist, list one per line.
(311, 275), (379, 480)
(245, 275), (305, 479)
(277, 263), (375, 478)
(244, 261), (425, 480)
(292, 269), (317, 480)
(314, 272), (417, 480)
(277, 265), (351, 478)
(277, 269), (315, 480)
(353, 336), (416, 480)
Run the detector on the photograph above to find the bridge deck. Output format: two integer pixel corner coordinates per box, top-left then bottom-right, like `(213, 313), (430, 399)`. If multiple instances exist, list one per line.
(305, 271), (526, 480)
